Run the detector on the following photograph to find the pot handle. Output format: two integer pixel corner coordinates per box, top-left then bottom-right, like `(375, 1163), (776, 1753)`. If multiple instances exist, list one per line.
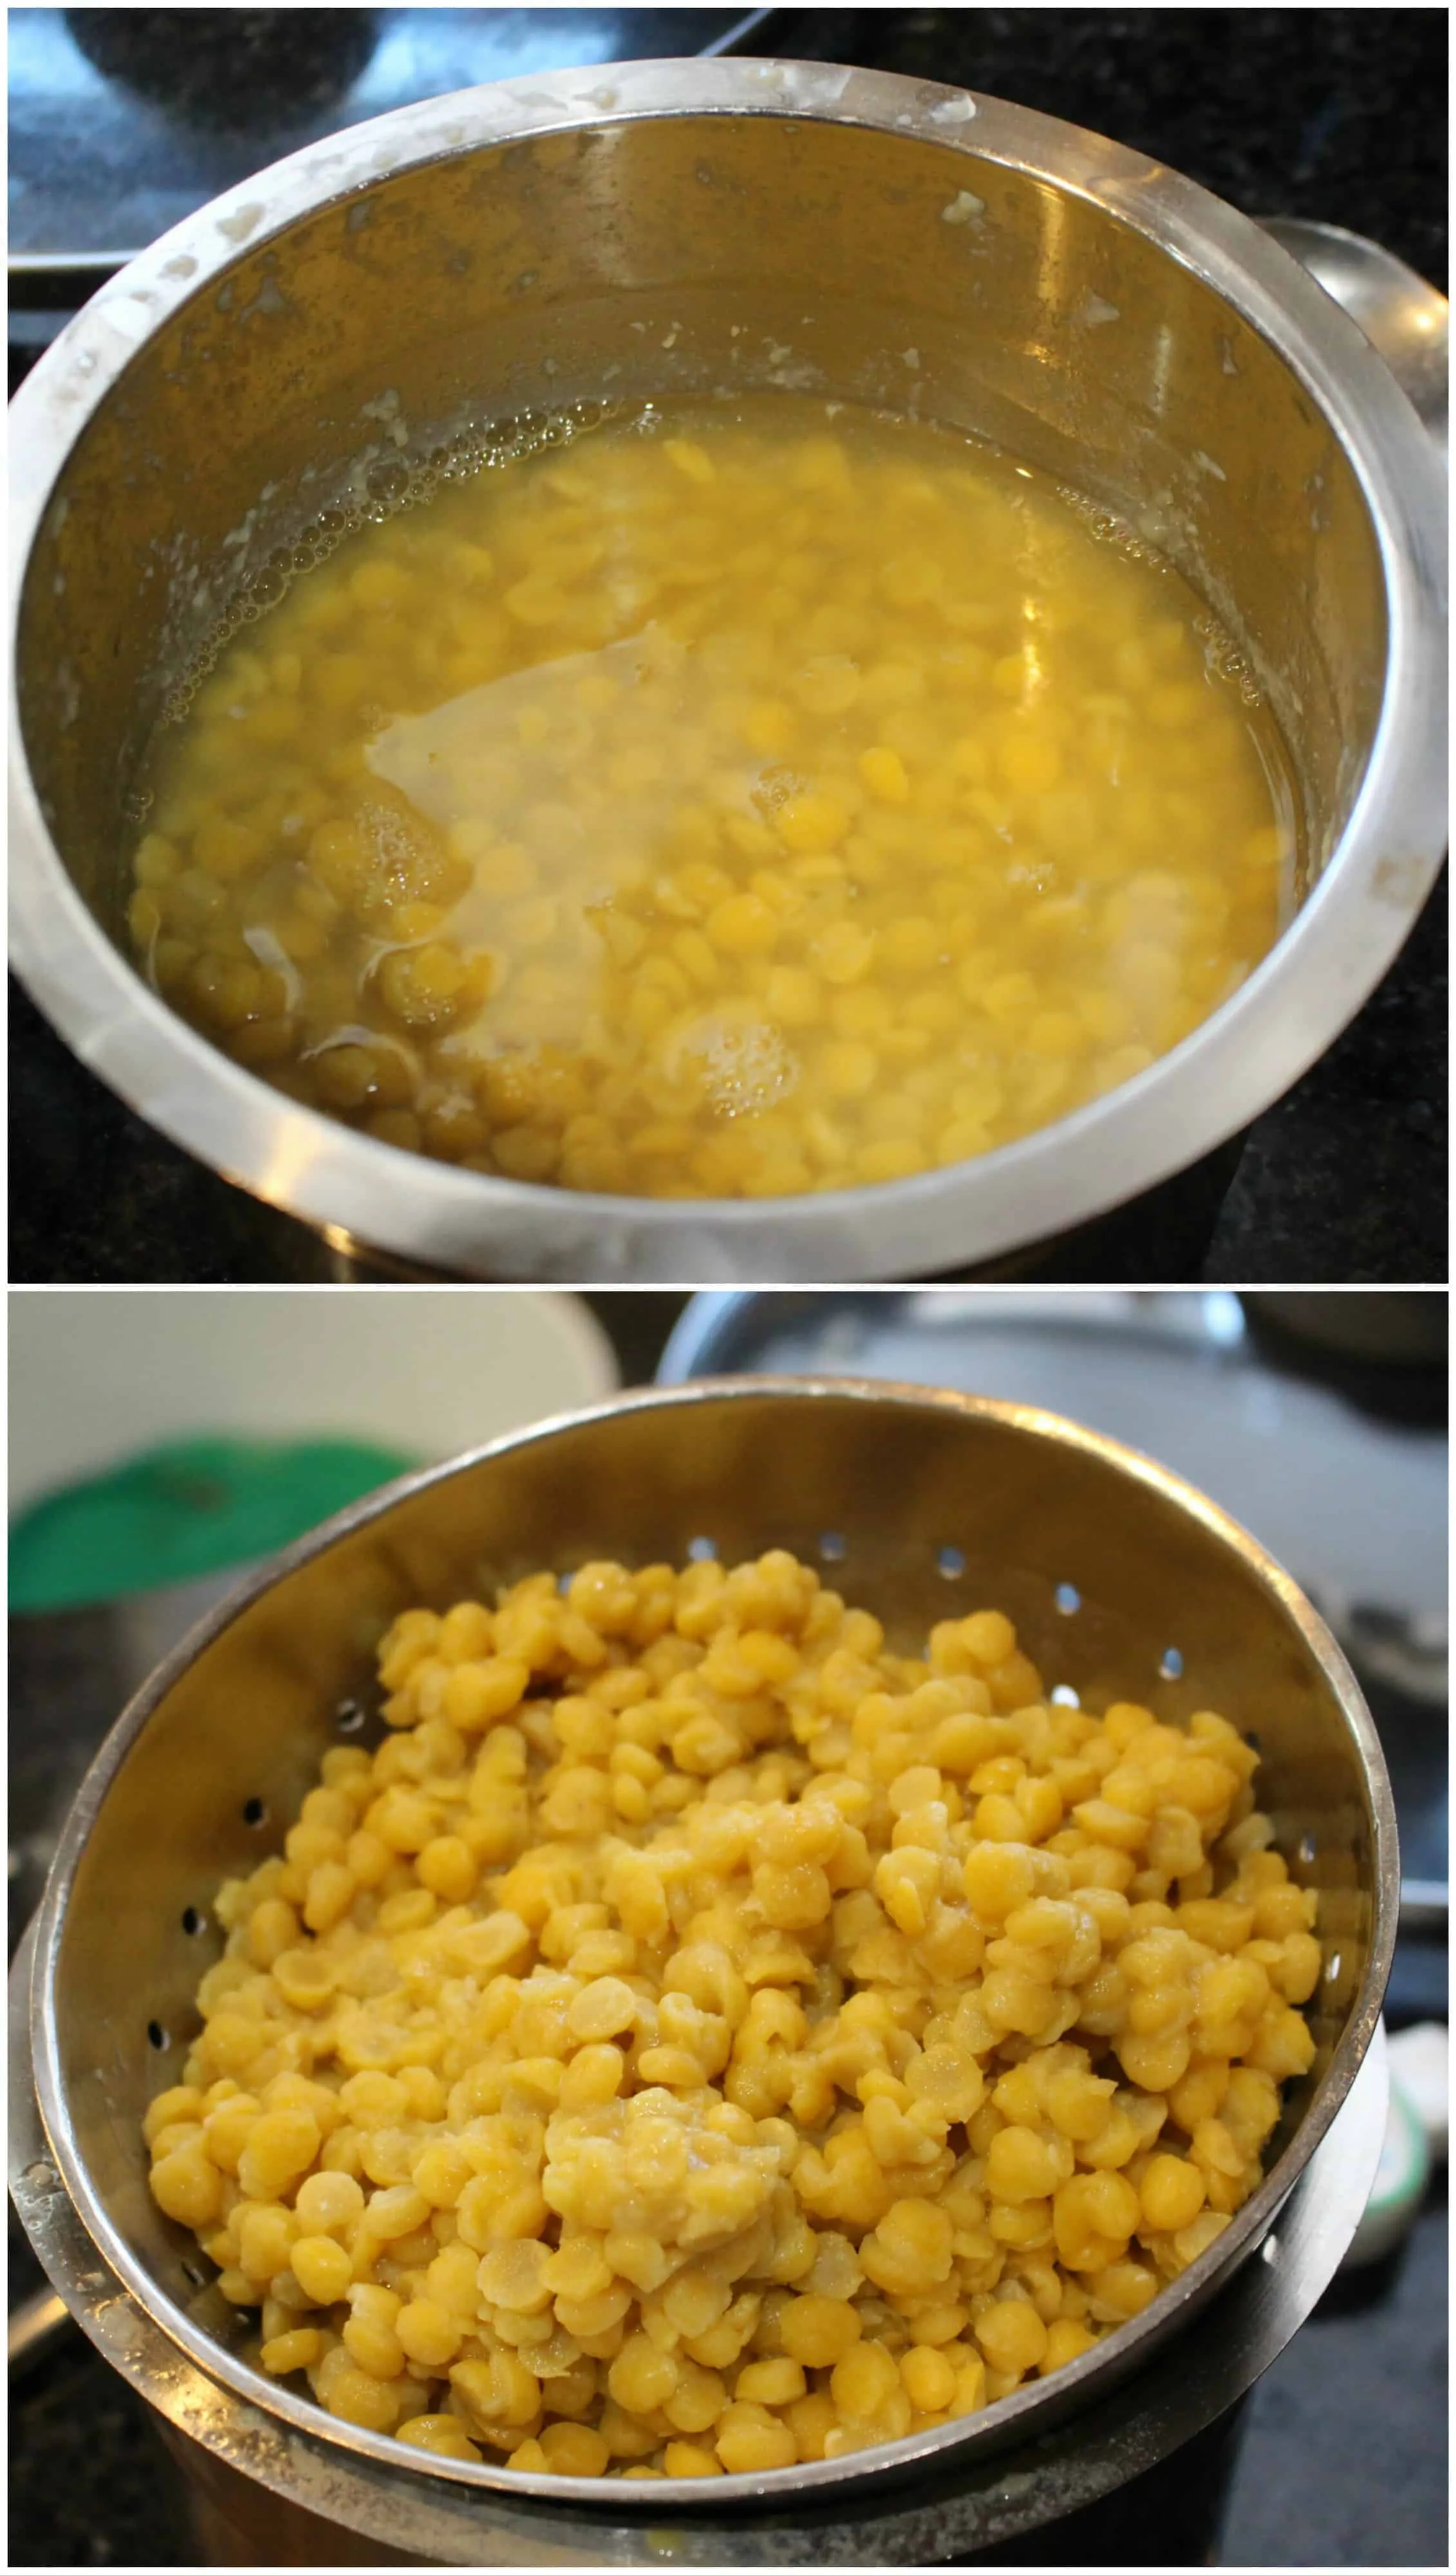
(1258, 216), (1448, 458)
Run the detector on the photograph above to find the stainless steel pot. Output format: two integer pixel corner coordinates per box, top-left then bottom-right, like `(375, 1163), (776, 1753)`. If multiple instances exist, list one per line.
(12, 1381), (1397, 2557)
(9, 61), (1446, 1280)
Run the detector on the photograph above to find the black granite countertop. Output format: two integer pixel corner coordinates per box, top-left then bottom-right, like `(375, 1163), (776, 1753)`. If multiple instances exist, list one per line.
(9, 6), (1448, 1280)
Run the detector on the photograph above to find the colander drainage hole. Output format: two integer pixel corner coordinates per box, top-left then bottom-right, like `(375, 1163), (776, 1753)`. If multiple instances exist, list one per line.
(817, 1532), (847, 1564)
(242, 1797), (268, 1828)
(182, 2261), (207, 2289)
(335, 1698), (366, 1736)
(181, 1906), (206, 1936)
(686, 1535), (718, 1562)
(1050, 1683), (1081, 1708)
(1159, 1647), (1184, 1680)
(1054, 1583), (1081, 1615)
(146, 2021), (169, 2052)
(936, 1545), (966, 1580)
(1298, 1831), (1318, 1866)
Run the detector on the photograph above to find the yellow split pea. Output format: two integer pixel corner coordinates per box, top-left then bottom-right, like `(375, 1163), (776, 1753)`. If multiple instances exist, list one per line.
(149, 1553), (1318, 2479)
(130, 394), (1292, 1199)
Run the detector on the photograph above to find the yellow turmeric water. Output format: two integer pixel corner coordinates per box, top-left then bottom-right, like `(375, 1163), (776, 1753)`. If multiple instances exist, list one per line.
(128, 395), (1293, 1198)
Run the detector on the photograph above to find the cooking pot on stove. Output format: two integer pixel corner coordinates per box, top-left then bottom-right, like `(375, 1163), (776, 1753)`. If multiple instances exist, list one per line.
(10, 1383), (1395, 2559)
(8, 60), (1446, 1280)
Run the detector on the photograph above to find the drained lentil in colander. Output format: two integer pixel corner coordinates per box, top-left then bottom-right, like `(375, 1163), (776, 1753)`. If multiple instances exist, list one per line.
(145, 1553), (1320, 2478)
(127, 393), (1293, 1199)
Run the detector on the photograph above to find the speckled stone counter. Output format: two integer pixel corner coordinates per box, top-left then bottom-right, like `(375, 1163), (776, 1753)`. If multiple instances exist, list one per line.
(8, 3), (1446, 1280)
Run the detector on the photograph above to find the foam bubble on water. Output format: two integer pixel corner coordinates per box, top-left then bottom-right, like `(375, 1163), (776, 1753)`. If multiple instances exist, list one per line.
(156, 398), (626, 726)
(671, 1011), (800, 1120)
(1054, 484), (1159, 568)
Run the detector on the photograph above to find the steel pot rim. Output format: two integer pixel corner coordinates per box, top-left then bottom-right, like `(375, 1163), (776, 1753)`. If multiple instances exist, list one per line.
(29, 1376), (1399, 2511)
(8, 59), (1448, 1282)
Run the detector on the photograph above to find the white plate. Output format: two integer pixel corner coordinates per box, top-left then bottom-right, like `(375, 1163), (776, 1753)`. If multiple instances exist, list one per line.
(8, 1288), (617, 1513)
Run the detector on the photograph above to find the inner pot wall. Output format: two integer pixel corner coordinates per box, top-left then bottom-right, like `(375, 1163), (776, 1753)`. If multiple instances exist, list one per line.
(19, 106), (1385, 944)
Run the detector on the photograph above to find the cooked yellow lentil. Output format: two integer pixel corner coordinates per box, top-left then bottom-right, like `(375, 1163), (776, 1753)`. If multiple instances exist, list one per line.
(129, 395), (1292, 1199)
(149, 1555), (1319, 2478)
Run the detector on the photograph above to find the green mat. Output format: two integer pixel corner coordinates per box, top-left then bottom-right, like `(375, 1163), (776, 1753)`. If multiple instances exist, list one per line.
(9, 1435), (422, 1613)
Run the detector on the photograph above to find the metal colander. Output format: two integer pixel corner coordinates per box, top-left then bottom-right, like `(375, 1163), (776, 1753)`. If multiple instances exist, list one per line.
(17, 1381), (1396, 2556)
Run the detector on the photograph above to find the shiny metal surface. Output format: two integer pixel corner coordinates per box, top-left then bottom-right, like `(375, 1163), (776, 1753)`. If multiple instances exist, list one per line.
(660, 1290), (1450, 1909)
(8, 61), (1448, 1281)
(19, 1383), (1397, 2540)
(9, 1894), (1389, 2558)
(1260, 217), (1449, 456)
